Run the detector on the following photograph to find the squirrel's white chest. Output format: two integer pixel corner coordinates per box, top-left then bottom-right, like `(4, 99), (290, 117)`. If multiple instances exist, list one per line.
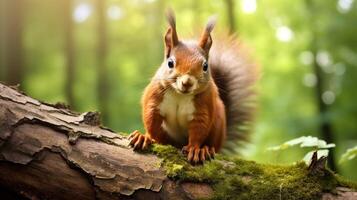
(158, 90), (195, 143)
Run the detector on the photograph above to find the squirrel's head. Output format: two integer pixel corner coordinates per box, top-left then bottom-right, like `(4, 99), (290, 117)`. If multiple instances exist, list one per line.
(157, 9), (216, 95)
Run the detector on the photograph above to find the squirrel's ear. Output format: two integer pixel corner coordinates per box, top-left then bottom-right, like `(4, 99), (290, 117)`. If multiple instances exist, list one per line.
(199, 16), (217, 53)
(164, 9), (179, 58)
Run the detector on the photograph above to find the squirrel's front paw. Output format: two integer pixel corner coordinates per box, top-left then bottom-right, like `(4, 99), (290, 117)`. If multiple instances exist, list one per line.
(128, 130), (153, 150)
(182, 145), (215, 164)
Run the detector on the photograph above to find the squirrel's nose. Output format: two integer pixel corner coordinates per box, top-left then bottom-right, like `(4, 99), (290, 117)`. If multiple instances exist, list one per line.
(178, 75), (196, 93)
(182, 80), (193, 88)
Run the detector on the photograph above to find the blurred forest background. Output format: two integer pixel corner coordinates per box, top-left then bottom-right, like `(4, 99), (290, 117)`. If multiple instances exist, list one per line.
(0, 0), (356, 180)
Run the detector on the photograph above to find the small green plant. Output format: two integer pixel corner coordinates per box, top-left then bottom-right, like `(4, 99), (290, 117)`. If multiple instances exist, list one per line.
(267, 136), (335, 164)
(340, 145), (357, 163)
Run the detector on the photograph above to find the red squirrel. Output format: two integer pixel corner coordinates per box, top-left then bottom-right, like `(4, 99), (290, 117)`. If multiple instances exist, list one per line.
(129, 11), (258, 164)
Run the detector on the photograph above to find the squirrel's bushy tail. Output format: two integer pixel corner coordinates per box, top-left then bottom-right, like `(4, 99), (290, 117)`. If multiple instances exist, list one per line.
(209, 35), (259, 153)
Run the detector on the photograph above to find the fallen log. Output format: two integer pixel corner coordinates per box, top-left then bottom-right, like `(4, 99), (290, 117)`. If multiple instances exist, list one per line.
(0, 83), (355, 200)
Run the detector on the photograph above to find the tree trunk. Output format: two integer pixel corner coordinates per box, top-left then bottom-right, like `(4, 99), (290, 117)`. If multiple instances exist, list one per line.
(0, 83), (355, 200)
(305, 0), (337, 172)
(0, 0), (5, 81)
(311, 45), (337, 172)
(3, 0), (24, 86)
(63, 0), (76, 109)
(96, 0), (109, 124)
(225, 0), (236, 34)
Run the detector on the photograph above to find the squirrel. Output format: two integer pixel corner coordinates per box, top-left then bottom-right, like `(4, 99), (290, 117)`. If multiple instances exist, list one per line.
(129, 10), (258, 164)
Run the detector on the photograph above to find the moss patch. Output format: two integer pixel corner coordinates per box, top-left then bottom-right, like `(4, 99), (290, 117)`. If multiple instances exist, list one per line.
(150, 144), (356, 200)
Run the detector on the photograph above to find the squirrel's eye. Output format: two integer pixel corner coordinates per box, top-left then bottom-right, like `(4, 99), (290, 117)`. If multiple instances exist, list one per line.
(167, 58), (175, 69)
(202, 61), (208, 72)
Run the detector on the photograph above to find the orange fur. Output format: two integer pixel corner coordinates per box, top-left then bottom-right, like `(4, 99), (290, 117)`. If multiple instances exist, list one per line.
(141, 82), (171, 144)
(189, 81), (226, 151)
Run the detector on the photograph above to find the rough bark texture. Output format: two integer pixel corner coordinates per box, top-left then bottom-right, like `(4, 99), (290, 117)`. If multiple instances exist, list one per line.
(0, 83), (355, 200)
(0, 83), (213, 200)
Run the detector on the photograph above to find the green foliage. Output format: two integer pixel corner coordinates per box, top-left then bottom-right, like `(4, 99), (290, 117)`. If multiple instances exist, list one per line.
(150, 144), (356, 200)
(268, 136), (335, 164)
(340, 146), (357, 163)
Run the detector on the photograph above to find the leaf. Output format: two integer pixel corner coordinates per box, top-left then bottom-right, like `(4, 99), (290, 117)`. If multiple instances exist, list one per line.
(323, 143), (336, 148)
(340, 146), (357, 163)
(298, 136), (320, 147)
(266, 146), (282, 151)
(267, 136), (335, 152)
(285, 136), (309, 146)
(267, 136), (308, 151)
(299, 136), (335, 149)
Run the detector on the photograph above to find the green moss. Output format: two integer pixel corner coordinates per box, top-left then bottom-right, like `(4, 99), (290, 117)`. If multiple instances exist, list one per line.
(149, 144), (356, 200)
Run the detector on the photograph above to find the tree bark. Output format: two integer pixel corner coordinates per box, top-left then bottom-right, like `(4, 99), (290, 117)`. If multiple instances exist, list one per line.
(0, 83), (355, 200)
(0, 83), (213, 200)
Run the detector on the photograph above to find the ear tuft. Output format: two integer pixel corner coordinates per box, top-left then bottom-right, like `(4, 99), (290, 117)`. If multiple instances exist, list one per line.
(166, 8), (176, 31)
(205, 15), (217, 34)
(199, 15), (217, 53)
(164, 8), (179, 58)
(165, 8), (179, 46)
